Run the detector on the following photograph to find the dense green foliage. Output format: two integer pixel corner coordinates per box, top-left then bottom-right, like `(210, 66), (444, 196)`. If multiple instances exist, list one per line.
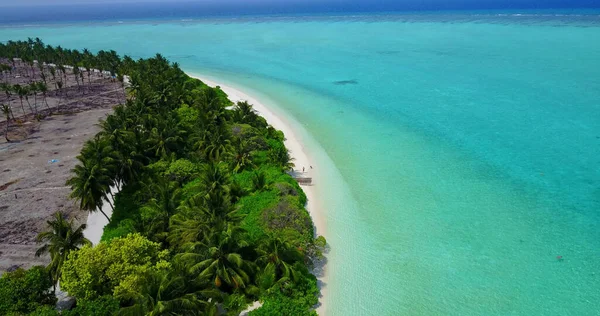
(61, 234), (170, 300)
(0, 38), (326, 315)
(64, 296), (120, 316)
(0, 266), (56, 315)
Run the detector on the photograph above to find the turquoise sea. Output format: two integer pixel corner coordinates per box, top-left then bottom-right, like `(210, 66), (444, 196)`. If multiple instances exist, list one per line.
(2, 12), (599, 315)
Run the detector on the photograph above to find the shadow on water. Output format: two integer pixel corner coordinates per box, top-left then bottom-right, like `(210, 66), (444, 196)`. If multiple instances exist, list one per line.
(333, 79), (358, 85)
(312, 242), (329, 310)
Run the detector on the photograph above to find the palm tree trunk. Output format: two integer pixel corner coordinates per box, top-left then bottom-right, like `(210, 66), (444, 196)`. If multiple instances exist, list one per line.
(97, 206), (111, 223)
(43, 94), (50, 111)
(4, 118), (9, 142)
(56, 91), (62, 112)
(25, 97), (35, 116)
(19, 98), (26, 116)
(106, 196), (116, 212)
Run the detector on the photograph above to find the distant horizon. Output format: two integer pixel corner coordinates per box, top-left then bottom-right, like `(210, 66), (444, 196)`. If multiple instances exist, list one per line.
(2, 0), (600, 9)
(1, 0), (599, 25)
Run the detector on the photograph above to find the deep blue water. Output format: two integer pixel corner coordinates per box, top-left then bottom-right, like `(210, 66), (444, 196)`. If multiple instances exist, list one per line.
(1, 0), (600, 24)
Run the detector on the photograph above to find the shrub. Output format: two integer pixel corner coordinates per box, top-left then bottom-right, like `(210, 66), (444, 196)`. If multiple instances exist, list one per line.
(0, 266), (56, 315)
(236, 190), (280, 243)
(61, 234), (170, 301)
(165, 159), (200, 183)
(29, 305), (59, 316)
(249, 293), (317, 316)
(262, 196), (313, 244)
(63, 296), (119, 316)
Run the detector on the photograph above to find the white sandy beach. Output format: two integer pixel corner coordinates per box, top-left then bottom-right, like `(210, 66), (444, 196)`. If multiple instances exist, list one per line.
(191, 74), (328, 315)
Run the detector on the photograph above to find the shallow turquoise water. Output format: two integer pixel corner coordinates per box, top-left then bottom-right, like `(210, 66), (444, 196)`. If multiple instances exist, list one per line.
(2, 13), (599, 315)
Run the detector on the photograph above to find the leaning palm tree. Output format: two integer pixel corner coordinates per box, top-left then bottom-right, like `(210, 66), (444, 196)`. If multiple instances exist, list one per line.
(56, 80), (64, 111)
(37, 82), (50, 111)
(28, 82), (38, 115)
(49, 66), (57, 89)
(35, 212), (91, 291)
(66, 155), (114, 222)
(13, 84), (27, 116)
(72, 66), (81, 93)
(1, 83), (12, 112)
(2, 104), (11, 142)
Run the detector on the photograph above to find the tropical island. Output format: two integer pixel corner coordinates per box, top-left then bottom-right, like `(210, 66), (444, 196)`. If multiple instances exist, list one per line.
(0, 38), (326, 315)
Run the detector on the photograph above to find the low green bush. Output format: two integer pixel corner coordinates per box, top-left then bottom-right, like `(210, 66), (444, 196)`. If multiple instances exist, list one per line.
(63, 296), (119, 316)
(0, 266), (56, 315)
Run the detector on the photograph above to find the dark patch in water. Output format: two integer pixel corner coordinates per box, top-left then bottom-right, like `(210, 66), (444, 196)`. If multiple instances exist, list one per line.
(333, 79), (358, 86)
(377, 50), (401, 55)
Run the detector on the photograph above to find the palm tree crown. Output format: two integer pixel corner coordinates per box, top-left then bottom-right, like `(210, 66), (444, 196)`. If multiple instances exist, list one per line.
(35, 212), (91, 289)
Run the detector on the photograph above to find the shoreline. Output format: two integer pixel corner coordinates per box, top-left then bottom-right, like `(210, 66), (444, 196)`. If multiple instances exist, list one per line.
(189, 73), (329, 315)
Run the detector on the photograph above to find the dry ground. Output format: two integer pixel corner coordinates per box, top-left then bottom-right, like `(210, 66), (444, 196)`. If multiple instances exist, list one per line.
(0, 60), (121, 271)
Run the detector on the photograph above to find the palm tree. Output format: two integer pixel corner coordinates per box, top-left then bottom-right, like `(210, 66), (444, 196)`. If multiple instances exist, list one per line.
(100, 124), (144, 187)
(79, 68), (85, 95)
(1, 83), (12, 113)
(231, 138), (253, 173)
(199, 162), (231, 199)
(232, 101), (264, 128)
(49, 67), (57, 90)
(117, 73), (126, 103)
(66, 155), (114, 222)
(57, 64), (68, 96)
(2, 104), (11, 142)
(38, 63), (47, 85)
(229, 180), (247, 205)
(146, 115), (184, 159)
(256, 236), (303, 291)
(0, 64), (12, 83)
(179, 226), (254, 290)
(73, 66), (81, 93)
(37, 82), (50, 111)
(118, 270), (218, 316)
(56, 80), (64, 111)
(140, 179), (181, 243)
(251, 171), (270, 192)
(28, 82), (38, 115)
(13, 84), (27, 116)
(268, 144), (295, 172)
(35, 212), (91, 291)
(168, 190), (241, 251)
(168, 207), (210, 250)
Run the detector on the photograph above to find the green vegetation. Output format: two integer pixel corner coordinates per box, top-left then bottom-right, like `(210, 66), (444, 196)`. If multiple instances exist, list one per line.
(35, 212), (91, 291)
(0, 266), (56, 315)
(0, 39), (325, 315)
